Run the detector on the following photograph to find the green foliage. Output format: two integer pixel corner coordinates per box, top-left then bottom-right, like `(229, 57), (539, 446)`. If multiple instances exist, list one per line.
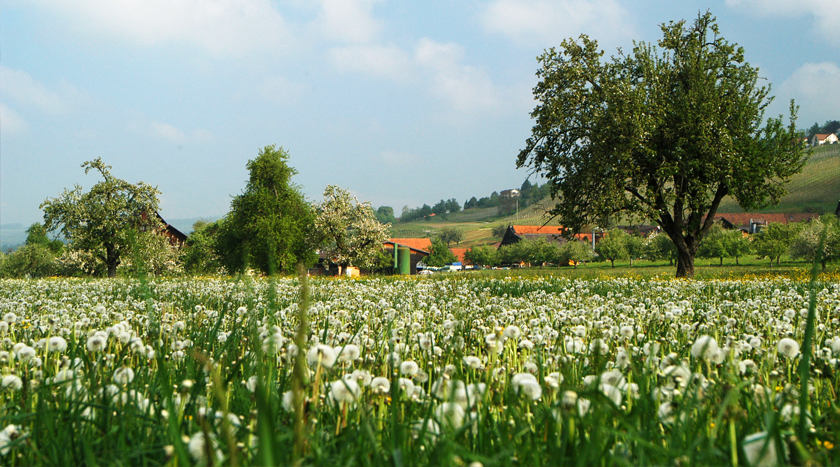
(374, 206), (396, 224)
(517, 12), (804, 277)
(0, 243), (56, 278)
(314, 185), (391, 269)
(558, 240), (594, 266)
(215, 146), (316, 274)
(25, 222), (64, 254)
(424, 238), (457, 267)
(438, 226), (464, 246)
(119, 230), (184, 277)
(464, 244), (499, 267)
(753, 222), (800, 266)
(698, 224), (753, 265)
(41, 158), (163, 277)
(596, 229), (629, 267)
(183, 220), (223, 274)
(789, 215), (840, 269)
(644, 231), (677, 263)
(624, 233), (645, 265)
(491, 224), (508, 239)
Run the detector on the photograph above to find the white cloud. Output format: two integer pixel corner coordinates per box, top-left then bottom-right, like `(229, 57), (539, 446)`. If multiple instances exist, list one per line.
(329, 44), (412, 81)
(0, 66), (67, 115)
(150, 121), (214, 144)
(376, 150), (418, 167)
(27, 0), (293, 56)
(0, 103), (29, 135)
(480, 0), (635, 48)
(414, 39), (500, 114)
(316, 0), (382, 43)
(777, 62), (840, 124)
(725, 0), (840, 46)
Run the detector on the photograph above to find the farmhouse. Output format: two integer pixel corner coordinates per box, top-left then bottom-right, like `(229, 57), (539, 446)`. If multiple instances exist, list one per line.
(383, 238), (431, 275)
(811, 133), (839, 146)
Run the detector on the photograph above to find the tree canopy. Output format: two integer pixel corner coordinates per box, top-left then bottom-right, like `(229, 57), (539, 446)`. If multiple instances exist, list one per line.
(313, 185), (390, 270)
(41, 158), (162, 277)
(215, 146), (316, 274)
(517, 12), (804, 277)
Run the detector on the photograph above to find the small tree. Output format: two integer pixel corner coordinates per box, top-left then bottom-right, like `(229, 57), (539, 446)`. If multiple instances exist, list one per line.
(644, 231), (677, 265)
(183, 220), (223, 275)
(0, 244), (56, 278)
(464, 244), (499, 268)
(596, 229), (629, 268)
(753, 222), (799, 267)
(314, 185), (391, 271)
(789, 216), (840, 270)
(529, 237), (560, 268)
(41, 158), (162, 277)
(698, 224), (732, 265)
(559, 240), (594, 268)
(624, 234), (645, 266)
(729, 230), (752, 265)
(215, 146), (316, 275)
(438, 227), (464, 246)
(424, 238), (457, 267)
(491, 224), (508, 239)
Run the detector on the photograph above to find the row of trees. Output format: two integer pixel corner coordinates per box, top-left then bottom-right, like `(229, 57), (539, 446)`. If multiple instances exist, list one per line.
(2, 146), (391, 278)
(454, 217), (840, 270)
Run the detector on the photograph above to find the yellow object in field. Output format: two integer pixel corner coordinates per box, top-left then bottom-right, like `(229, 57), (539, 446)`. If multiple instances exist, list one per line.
(345, 267), (360, 278)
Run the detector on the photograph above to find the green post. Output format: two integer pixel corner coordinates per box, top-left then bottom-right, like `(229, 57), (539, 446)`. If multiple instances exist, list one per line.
(399, 247), (411, 275)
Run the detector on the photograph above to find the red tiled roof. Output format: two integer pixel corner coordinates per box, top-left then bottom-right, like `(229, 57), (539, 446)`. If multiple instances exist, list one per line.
(512, 225), (567, 235)
(388, 238), (432, 252)
(814, 133), (832, 140)
(450, 248), (468, 263)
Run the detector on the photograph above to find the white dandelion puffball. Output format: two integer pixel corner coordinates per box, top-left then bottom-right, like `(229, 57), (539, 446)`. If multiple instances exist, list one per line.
(463, 356), (483, 370)
(435, 402), (465, 430)
(777, 338), (800, 359)
(370, 377), (391, 395)
(1, 375), (22, 391)
(400, 360), (419, 377)
(86, 335), (107, 352)
(511, 373), (542, 400)
(742, 432), (777, 467)
(329, 379), (360, 404)
(503, 325), (522, 340)
(113, 367), (135, 385)
(336, 344), (360, 363)
(246, 376), (259, 393)
(48, 336), (68, 353)
(0, 424), (21, 456)
(187, 432), (221, 464)
(690, 335), (719, 359)
(306, 344), (337, 369)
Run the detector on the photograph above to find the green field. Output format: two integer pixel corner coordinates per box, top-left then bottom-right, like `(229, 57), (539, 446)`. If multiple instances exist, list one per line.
(0, 273), (838, 466)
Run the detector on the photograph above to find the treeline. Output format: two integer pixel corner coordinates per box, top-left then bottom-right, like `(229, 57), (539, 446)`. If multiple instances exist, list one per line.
(390, 179), (552, 223)
(459, 216), (840, 269)
(0, 146), (392, 279)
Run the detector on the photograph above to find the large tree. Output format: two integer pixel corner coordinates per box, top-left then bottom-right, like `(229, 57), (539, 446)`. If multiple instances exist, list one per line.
(313, 185), (390, 271)
(517, 13), (804, 277)
(215, 146), (316, 274)
(41, 158), (162, 277)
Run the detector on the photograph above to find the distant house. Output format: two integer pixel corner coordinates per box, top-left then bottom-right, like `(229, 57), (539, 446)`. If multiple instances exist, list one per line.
(711, 213), (819, 233)
(811, 133), (839, 146)
(499, 189), (520, 199)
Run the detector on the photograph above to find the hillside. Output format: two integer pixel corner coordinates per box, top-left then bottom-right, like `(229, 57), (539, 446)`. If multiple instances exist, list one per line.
(389, 144), (840, 246)
(717, 144), (840, 213)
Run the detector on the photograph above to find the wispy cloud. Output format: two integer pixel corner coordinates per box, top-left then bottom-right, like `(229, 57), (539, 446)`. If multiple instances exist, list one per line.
(480, 0), (635, 48)
(0, 103), (29, 135)
(725, 0), (840, 46)
(0, 66), (67, 115)
(415, 39), (500, 115)
(150, 121), (214, 144)
(27, 0), (293, 56)
(315, 0), (382, 44)
(777, 62), (840, 124)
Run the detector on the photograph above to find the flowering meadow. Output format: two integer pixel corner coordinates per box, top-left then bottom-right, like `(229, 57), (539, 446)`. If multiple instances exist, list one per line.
(0, 275), (838, 466)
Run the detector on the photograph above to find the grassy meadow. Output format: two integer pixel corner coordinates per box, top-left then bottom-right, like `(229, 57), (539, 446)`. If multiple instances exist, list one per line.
(0, 269), (838, 466)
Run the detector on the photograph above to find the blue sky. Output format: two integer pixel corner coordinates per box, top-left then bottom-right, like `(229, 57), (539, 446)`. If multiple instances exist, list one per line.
(2, 0), (839, 231)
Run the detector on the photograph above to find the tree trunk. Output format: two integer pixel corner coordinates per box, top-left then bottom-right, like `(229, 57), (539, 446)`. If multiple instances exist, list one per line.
(610, 259), (615, 268)
(106, 243), (119, 278)
(675, 248), (695, 278)
(719, 257), (723, 266)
